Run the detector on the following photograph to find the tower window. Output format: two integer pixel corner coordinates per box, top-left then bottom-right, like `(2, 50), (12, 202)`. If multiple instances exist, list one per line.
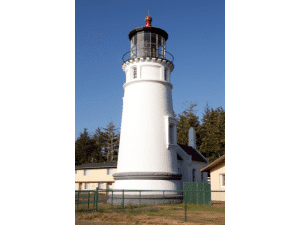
(144, 32), (150, 57)
(169, 124), (174, 144)
(164, 68), (168, 81)
(161, 38), (166, 58)
(132, 66), (137, 79)
(166, 117), (177, 148)
(144, 32), (150, 47)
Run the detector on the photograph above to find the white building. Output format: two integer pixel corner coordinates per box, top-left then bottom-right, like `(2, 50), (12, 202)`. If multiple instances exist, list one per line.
(110, 15), (208, 205)
(177, 126), (209, 186)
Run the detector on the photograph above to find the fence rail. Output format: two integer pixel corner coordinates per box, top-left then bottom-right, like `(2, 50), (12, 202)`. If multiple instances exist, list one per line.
(75, 188), (99, 212)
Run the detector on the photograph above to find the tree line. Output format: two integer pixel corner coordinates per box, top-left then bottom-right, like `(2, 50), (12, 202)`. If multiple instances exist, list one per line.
(176, 102), (225, 164)
(75, 102), (225, 166)
(75, 122), (119, 166)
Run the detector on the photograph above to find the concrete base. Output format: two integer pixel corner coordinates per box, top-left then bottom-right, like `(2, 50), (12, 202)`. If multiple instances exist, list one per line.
(106, 193), (183, 205)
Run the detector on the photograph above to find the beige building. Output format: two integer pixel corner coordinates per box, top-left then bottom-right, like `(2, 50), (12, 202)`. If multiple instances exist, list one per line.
(75, 162), (117, 191)
(200, 155), (225, 201)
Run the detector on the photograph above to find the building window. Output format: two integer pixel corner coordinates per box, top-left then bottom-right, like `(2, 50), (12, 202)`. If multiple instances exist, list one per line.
(192, 169), (196, 182)
(108, 183), (113, 189)
(221, 174), (225, 187)
(85, 183), (90, 190)
(75, 170), (77, 174)
(132, 66), (137, 79)
(84, 169), (89, 176)
(107, 168), (113, 175)
(98, 183), (103, 189)
(201, 172), (204, 181)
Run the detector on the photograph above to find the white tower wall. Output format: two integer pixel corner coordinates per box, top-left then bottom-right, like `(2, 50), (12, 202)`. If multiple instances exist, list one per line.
(118, 61), (175, 173)
(113, 58), (180, 192)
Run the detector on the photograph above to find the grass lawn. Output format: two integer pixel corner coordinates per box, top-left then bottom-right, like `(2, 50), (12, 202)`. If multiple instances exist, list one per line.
(76, 202), (225, 224)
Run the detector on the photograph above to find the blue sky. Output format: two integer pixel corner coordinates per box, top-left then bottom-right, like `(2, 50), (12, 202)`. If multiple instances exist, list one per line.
(75, 0), (225, 140)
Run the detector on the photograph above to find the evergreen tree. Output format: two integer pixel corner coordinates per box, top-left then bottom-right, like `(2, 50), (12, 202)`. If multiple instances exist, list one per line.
(75, 122), (120, 166)
(75, 128), (98, 166)
(176, 101), (201, 148)
(176, 101), (225, 164)
(91, 127), (106, 163)
(199, 103), (225, 163)
(102, 122), (120, 162)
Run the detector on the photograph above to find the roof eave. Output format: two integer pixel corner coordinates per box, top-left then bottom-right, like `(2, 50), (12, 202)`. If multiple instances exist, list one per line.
(200, 155), (225, 172)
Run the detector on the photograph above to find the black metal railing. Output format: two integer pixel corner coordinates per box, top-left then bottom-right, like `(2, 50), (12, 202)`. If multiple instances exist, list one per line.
(122, 47), (174, 64)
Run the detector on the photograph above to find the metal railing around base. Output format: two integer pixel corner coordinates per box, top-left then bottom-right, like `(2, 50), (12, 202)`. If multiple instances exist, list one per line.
(101, 189), (183, 209)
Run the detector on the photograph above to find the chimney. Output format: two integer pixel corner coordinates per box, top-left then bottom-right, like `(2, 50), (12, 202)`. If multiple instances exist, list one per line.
(188, 127), (197, 150)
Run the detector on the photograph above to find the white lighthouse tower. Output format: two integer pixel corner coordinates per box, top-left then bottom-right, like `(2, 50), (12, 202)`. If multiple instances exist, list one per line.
(111, 15), (182, 204)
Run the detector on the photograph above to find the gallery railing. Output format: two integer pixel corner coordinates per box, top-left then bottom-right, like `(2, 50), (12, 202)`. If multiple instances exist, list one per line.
(122, 47), (174, 64)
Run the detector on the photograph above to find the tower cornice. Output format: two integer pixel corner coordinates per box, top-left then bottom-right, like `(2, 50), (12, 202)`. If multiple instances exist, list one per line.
(122, 57), (174, 72)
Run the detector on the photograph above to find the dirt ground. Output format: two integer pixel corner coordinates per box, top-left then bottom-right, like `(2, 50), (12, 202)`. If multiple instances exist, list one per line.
(75, 207), (225, 225)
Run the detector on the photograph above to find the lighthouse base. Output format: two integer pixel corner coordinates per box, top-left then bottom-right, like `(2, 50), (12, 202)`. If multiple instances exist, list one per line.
(106, 193), (183, 205)
(109, 172), (183, 205)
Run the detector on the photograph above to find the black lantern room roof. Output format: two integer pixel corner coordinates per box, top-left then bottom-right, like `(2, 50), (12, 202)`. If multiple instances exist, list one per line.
(128, 26), (168, 41)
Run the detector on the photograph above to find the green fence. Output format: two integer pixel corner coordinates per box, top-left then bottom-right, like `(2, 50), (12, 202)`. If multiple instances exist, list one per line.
(75, 188), (99, 212)
(75, 188), (183, 212)
(183, 181), (212, 205)
(75, 186), (225, 224)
